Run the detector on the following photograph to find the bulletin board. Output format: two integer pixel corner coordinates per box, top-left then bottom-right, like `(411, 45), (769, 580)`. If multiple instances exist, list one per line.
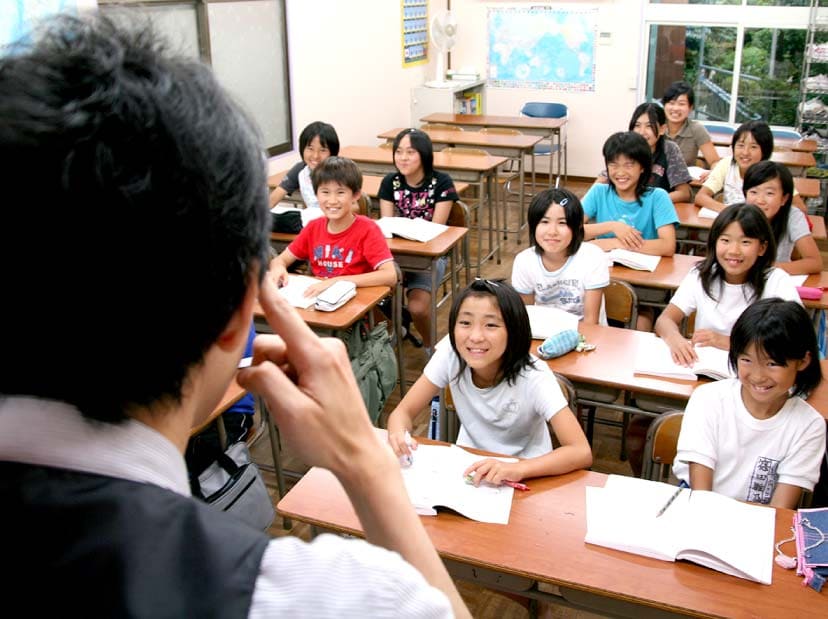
(401, 0), (428, 67)
(487, 5), (597, 91)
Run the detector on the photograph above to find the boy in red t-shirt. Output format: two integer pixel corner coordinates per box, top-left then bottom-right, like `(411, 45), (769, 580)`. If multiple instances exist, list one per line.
(269, 156), (397, 297)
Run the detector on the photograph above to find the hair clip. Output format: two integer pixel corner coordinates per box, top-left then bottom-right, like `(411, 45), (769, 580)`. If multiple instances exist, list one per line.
(559, 197), (569, 207)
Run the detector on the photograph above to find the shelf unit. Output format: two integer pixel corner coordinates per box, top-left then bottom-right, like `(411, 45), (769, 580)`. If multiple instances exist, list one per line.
(410, 79), (486, 126)
(797, 1), (828, 214)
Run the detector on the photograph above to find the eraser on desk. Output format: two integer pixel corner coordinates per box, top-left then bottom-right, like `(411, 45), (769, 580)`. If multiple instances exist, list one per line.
(797, 286), (823, 300)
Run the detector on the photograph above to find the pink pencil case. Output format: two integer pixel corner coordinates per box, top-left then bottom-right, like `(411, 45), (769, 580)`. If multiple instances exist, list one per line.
(797, 286), (823, 300)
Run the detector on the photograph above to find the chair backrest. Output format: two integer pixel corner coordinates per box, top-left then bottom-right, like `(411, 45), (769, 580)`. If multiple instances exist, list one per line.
(379, 141), (394, 150)
(421, 123), (464, 132)
(703, 122), (735, 135)
(681, 311), (696, 339)
(447, 200), (470, 227)
(357, 193), (373, 217)
(441, 146), (489, 157)
(479, 127), (523, 136)
(554, 372), (578, 413)
(604, 279), (638, 329)
(521, 102), (567, 119)
(641, 411), (684, 481)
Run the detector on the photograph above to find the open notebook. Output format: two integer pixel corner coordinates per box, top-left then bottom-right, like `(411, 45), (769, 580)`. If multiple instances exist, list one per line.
(525, 305), (579, 340)
(400, 443), (517, 524)
(585, 475), (775, 584)
(634, 334), (734, 381)
(607, 248), (661, 272)
(276, 275), (319, 309)
(377, 217), (448, 243)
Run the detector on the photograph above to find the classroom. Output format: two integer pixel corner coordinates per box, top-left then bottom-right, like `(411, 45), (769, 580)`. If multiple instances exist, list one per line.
(7, 1), (828, 617)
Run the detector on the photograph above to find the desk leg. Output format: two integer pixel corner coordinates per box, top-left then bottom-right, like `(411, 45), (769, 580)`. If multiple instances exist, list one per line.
(517, 148), (526, 243)
(429, 257), (438, 357)
(489, 173), (501, 264)
(261, 398), (291, 529)
(475, 174), (484, 277)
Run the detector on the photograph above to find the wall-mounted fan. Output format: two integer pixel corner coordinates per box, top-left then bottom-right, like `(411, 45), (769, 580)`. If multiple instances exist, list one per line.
(425, 10), (457, 88)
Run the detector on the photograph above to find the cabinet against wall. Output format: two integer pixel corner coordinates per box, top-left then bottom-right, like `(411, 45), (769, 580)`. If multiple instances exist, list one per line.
(410, 79), (486, 126)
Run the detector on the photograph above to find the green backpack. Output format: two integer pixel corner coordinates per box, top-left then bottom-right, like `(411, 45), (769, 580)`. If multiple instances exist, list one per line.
(338, 321), (398, 425)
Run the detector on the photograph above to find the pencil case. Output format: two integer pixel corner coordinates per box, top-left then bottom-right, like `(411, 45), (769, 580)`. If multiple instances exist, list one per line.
(536, 329), (580, 360)
(797, 286), (823, 300)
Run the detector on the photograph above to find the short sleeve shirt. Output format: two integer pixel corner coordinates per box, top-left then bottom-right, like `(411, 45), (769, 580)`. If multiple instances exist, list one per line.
(776, 207), (811, 263)
(378, 171), (457, 221)
(278, 162), (319, 209)
(287, 215), (393, 278)
(667, 119), (712, 168)
(424, 345), (567, 458)
(582, 184), (679, 240)
(650, 139), (692, 192)
(511, 243), (610, 324)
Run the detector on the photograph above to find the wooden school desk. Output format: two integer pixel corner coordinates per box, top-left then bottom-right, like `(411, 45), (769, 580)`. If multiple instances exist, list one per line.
(377, 127), (544, 241)
(420, 112), (568, 187)
(269, 226), (469, 353)
(708, 128), (818, 153)
(608, 254), (828, 311)
(277, 465), (825, 618)
(339, 145), (507, 275)
(190, 378), (247, 436)
(675, 201), (827, 241)
(266, 171), (470, 206)
(705, 145), (817, 174)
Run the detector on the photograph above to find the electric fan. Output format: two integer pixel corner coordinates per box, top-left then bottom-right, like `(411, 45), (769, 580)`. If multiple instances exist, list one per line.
(425, 11), (457, 88)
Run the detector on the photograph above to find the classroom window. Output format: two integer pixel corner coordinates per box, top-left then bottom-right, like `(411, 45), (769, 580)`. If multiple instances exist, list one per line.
(99, 0), (292, 156)
(643, 3), (811, 127)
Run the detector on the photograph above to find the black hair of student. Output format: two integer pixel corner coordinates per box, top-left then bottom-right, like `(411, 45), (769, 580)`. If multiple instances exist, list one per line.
(732, 120), (774, 161)
(628, 102), (667, 153)
(299, 121), (340, 156)
(311, 156), (363, 194)
(661, 81), (695, 107)
(392, 128), (434, 178)
(0, 16), (271, 424)
(729, 299), (822, 397)
(527, 188), (584, 257)
(695, 204), (776, 302)
(743, 161), (794, 245)
(448, 280), (534, 387)
(602, 132), (653, 202)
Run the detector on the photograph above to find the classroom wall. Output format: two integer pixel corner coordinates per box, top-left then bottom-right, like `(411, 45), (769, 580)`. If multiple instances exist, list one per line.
(273, 0), (437, 172)
(449, 0), (645, 178)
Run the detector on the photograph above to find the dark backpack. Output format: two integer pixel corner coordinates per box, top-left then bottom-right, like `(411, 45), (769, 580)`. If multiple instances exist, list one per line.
(338, 320), (398, 425)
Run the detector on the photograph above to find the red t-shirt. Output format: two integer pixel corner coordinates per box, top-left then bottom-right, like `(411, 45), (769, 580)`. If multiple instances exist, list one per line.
(287, 215), (393, 278)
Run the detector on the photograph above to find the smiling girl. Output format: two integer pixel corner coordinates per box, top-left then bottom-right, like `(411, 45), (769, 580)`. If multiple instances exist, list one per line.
(270, 121), (339, 209)
(661, 81), (720, 170)
(654, 204), (801, 366)
(511, 188), (609, 325)
(743, 161), (823, 275)
(673, 298), (825, 509)
(379, 128), (457, 353)
(387, 279), (592, 485)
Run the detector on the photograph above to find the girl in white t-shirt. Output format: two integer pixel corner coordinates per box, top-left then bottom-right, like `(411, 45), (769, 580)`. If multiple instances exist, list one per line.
(511, 188), (610, 325)
(743, 160), (823, 275)
(387, 279), (592, 485)
(673, 298), (825, 509)
(655, 203), (801, 366)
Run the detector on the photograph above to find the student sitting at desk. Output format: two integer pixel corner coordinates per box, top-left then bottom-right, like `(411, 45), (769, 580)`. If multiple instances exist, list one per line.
(511, 188), (610, 325)
(661, 80), (720, 173)
(673, 299), (825, 509)
(743, 161), (823, 276)
(269, 156), (397, 297)
(0, 15), (467, 617)
(654, 204), (801, 366)
(595, 103), (692, 204)
(387, 279), (592, 484)
(269, 120), (338, 209)
(582, 131), (679, 330)
(695, 120), (809, 215)
(379, 128), (458, 355)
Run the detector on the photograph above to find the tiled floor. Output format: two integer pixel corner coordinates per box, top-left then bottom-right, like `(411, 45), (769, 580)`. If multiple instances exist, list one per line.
(252, 177), (630, 618)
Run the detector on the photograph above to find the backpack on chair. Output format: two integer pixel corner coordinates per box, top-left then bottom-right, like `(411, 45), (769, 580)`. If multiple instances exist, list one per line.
(339, 320), (398, 425)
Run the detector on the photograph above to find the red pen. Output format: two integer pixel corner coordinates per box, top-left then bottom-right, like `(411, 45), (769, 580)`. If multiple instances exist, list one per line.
(502, 480), (530, 491)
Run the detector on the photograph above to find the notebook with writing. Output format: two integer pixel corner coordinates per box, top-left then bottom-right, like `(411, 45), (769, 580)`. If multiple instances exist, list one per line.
(585, 475), (775, 584)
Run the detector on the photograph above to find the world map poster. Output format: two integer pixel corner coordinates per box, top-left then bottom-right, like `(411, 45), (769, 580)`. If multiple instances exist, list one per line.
(487, 6), (596, 91)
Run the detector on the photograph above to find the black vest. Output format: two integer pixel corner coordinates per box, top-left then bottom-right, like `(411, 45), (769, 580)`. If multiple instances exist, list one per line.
(0, 461), (270, 618)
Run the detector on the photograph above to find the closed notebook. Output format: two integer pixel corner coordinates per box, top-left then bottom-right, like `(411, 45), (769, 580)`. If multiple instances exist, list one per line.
(607, 248), (661, 272)
(400, 443), (516, 524)
(315, 280), (356, 312)
(377, 217), (448, 243)
(585, 475), (775, 584)
(634, 334), (734, 381)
